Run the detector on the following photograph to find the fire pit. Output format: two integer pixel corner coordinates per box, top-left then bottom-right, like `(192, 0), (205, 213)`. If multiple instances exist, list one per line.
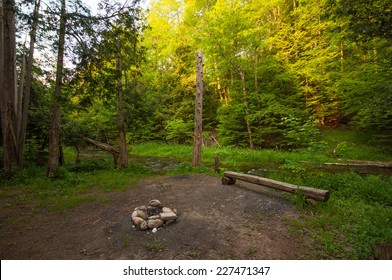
(131, 199), (178, 230)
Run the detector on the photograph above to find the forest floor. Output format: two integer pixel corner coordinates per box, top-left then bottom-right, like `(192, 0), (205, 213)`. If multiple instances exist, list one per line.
(0, 174), (313, 260)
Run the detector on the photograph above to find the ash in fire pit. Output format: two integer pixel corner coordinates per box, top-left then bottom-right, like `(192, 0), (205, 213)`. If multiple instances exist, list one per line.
(147, 206), (162, 217)
(131, 199), (178, 231)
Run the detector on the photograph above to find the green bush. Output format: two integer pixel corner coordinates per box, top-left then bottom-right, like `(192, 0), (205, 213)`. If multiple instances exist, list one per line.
(65, 159), (111, 173)
(165, 119), (193, 144)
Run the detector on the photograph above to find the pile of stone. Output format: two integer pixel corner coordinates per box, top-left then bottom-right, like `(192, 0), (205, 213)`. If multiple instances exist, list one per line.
(131, 199), (178, 231)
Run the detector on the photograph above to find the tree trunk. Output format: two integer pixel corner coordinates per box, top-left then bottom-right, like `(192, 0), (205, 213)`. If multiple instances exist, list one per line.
(115, 40), (128, 168)
(75, 146), (81, 163)
(16, 0), (41, 168)
(16, 51), (25, 137)
(47, 0), (66, 177)
(0, 0), (18, 175)
(0, 1), (3, 128)
(192, 51), (204, 167)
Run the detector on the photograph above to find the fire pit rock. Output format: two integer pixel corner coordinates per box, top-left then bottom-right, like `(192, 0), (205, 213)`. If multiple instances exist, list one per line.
(131, 199), (178, 230)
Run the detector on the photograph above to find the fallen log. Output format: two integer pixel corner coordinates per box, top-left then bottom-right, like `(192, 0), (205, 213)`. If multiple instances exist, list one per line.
(223, 171), (330, 202)
(82, 137), (120, 167)
(323, 160), (392, 168)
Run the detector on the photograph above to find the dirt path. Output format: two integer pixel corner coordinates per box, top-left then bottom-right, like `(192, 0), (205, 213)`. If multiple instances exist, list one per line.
(0, 174), (312, 259)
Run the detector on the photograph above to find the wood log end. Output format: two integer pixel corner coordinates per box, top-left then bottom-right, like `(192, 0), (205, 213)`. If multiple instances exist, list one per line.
(323, 190), (330, 202)
(222, 177), (236, 185)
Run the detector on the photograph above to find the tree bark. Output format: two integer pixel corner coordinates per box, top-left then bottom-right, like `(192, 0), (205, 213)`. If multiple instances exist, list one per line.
(115, 40), (128, 168)
(192, 51), (204, 167)
(16, 51), (25, 136)
(1, 0), (18, 175)
(16, 0), (41, 168)
(214, 156), (220, 173)
(47, 0), (66, 177)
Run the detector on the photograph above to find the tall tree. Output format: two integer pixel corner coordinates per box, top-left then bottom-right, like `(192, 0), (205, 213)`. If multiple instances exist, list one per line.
(0, 0), (18, 175)
(115, 38), (128, 167)
(192, 51), (203, 166)
(65, 1), (146, 167)
(47, 0), (66, 177)
(17, 0), (41, 168)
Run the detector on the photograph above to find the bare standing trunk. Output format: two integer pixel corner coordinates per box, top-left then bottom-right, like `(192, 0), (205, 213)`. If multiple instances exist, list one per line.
(16, 50), (25, 133)
(0, 1), (4, 158)
(1, 0), (18, 174)
(192, 51), (204, 167)
(47, 0), (66, 177)
(116, 40), (128, 168)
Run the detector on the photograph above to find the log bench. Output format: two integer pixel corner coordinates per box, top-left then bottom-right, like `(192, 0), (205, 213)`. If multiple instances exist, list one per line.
(222, 171), (330, 202)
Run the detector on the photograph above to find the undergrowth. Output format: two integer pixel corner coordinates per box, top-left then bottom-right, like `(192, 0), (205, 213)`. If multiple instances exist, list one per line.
(278, 170), (392, 259)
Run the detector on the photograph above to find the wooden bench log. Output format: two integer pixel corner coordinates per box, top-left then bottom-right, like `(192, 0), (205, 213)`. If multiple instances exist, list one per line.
(223, 171), (330, 202)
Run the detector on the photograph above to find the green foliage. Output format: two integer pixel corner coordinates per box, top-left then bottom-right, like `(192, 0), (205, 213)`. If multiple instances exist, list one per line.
(131, 141), (333, 168)
(65, 160), (111, 173)
(337, 67), (392, 130)
(126, 161), (154, 176)
(146, 239), (163, 253)
(168, 162), (214, 175)
(281, 117), (326, 150)
(131, 141), (193, 159)
(320, 128), (392, 160)
(279, 160), (307, 174)
(165, 119), (193, 144)
(23, 79), (52, 165)
(327, 0), (392, 40)
(11, 0), (392, 174)
(8, 0), (392, 260)
(265, 163), (392, 259)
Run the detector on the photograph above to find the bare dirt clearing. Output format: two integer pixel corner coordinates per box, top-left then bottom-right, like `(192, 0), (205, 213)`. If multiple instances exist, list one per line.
(0, 174), (312, 259)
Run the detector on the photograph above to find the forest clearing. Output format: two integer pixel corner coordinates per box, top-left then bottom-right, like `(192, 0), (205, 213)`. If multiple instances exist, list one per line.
(1, 0), (392, 260)
(1, 132), (392, 259)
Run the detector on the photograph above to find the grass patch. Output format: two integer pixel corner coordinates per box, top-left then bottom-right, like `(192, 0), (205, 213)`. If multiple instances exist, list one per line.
(283, 170), (392, 259)
(146, 239), (163, 253)
(0, 160), (155, 215)
(131, 128), (392, 166)
(131, 142), (332, 168)
(52, 195), (97, 212)
(320, 128), (392, 161)
(248, 247), (258, 255)
(168, 162), (216, 175)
